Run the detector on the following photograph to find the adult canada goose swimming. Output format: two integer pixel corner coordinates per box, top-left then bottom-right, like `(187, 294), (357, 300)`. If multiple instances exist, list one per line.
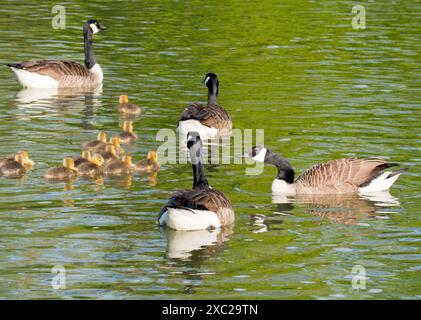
(247, 146), (408, 195)
(44, 157), (78, 180)
(158, 131), (234, 231)
(118, 95), (141, 115)
(0, 154), (27, 177)
(74, 150), (92, 167)
(77, 154), (104, 177)
(104, 155), (135, 176)
(7, 20), (105, 89)
(83, 131), (107, 151)
(135, 150), (160, 173)
(118, 121), (138, 144)
(177, 73), (232, 140)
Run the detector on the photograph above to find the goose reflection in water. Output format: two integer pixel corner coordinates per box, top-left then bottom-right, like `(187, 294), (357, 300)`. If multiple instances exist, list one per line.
(14, 85), (103, 129)
(161, 225), (233, 261)
(272, 191), (400, 225)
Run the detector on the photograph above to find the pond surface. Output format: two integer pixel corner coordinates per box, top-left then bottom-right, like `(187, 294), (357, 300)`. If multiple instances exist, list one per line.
(0, 1), (420, 299)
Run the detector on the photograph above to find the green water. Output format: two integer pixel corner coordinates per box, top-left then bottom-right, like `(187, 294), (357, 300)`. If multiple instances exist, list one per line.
(0, 1), (420, 299)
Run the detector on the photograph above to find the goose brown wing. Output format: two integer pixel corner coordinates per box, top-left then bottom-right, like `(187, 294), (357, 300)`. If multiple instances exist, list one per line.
(11, 60), (89, 80)
(159, 187), (234, 224)
(179, 103), (231, 129)
(296, 158), (394, 193)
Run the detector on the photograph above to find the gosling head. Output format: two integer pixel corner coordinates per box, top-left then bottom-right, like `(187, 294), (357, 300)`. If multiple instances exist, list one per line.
(122, 155), (133, 166)
(63, 157), (76, 170)
(119, 94), (129, 104)
(92, 154), (104, 166)
(97, 131), (107, 143)
(105, 144), (117, 155)
(110, 136), (121, 148)
(14, 153), (26, 166)
(147, 150), (158, 163)
(17, 150), (34, 167)
(122, 121), (133, 133)
(82, 150), (92, 161)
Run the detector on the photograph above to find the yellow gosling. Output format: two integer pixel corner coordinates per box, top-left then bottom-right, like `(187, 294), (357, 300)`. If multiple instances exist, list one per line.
(0, 153), (27, 177)
(75, 150), (92, 167)
(118, 95), (141, 115)
(77, 154), (104, 177)
(104, 155), (135, 176)
(135, 151), (160, 173)
(97, 145), (118, 164)
(83, 131), (107, 151)
(119, 121), (138, 144)
(44, 157), (78, 180)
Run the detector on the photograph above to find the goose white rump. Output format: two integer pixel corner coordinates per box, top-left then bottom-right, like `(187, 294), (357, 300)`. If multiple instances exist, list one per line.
(159, 208), (221, 231)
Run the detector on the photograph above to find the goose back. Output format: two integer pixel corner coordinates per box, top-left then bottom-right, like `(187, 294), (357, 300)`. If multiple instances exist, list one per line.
(295, 158), (395, 194)
(9, 60), (101, 88)
(179, 103), (232, 132)
(159, 187), (234, 227)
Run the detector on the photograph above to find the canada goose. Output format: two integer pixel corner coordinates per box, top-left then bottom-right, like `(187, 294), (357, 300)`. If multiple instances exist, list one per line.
(83, 131), (107, 151)
(7, 20), (105, 89)
(97, 145), (118, 164)
(118, 95), (141, 115)
(158, 131), (234, 231)
(135, 150), (160, 173)
(0, 150), (34, 170)
(44, 157), (78, 180)
(118, 121), (138, 144)
(74, 150), (92, 167)
(177, 73), (232, 140)
(248, 146), (408, 194)
(0, 154), (27, 177)
(77, 154), (104, 177)
(104, 155), (135, 176)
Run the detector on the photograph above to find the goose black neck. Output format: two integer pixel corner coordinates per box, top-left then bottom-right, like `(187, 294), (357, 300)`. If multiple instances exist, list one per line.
(192, 161), (209, 189)
(83, 26), (96, 69)
(189, 142), (209, 189)
(265, 150), (295, 183)
(207, 81), (219, 106)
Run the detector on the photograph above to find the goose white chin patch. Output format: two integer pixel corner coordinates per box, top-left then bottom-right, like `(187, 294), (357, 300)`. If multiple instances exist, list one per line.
(252, 147), (267, 162)
(204, 76), (210, 85)
(90, 23), (99, 34)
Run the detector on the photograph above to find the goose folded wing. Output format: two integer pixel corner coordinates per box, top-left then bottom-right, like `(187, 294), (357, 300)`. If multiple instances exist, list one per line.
(296, 158), (396, 191)
(12, 60), (90, 80)
(159, 188), (233, 219)
(179, 103), (230, 128)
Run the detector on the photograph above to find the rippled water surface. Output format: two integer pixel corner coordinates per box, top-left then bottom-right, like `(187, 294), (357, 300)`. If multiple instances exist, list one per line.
(0, 1), (420, 299)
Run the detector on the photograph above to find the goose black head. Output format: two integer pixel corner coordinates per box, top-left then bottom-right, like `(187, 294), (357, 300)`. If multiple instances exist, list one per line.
(203, 73), (219, 96)
(187, 131), (201, 149)
(187, 131), (203, 164)
(85, 20), (105, 34)
(247, 145), (268, 162)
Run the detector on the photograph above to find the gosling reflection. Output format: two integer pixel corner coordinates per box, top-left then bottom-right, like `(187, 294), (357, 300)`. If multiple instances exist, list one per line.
(162, 225), (233, 261)
(14, 86), (102, 129)
(272, 192), (400, 225)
